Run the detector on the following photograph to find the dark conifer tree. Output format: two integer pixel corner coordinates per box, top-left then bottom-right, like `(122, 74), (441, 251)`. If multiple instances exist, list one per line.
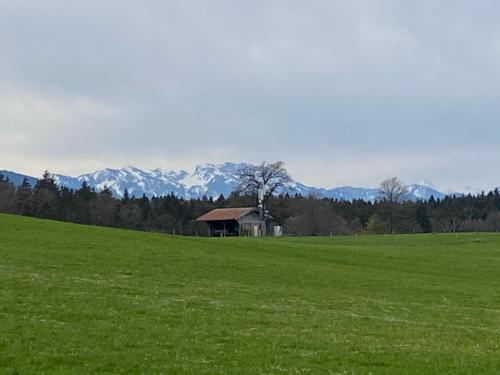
(0, 174), (16, 213)
(416, 203), (432, 233)
(33, 171), (60, 219)
(15, 178), (34, 215)
(123, 188), (130, 202)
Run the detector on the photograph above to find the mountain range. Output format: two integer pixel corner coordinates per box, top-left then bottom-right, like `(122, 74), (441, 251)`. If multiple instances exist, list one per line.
(0, 162), (474, 202)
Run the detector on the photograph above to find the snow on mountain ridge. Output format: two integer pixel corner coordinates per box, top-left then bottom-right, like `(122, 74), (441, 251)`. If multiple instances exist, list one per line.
(407, 183), (444, 200)
(414, 180), (437, 189)
(71, 163), (448, 201)
(2, 163), (455, 202)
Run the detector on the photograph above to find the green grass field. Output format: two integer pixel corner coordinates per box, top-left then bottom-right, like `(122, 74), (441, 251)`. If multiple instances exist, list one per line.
(2, 214), (500, 374)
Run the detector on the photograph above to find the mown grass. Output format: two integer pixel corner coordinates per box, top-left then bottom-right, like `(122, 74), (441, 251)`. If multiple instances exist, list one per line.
(1, 213), (500, 374)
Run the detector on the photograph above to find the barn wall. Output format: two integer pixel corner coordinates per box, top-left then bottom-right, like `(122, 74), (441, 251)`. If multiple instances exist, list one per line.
(238, 212), (267, 236)
(238, 212), (264, 225)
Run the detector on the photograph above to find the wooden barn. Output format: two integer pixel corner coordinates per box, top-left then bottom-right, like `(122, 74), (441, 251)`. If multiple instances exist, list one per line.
(196, 207), (267, 237)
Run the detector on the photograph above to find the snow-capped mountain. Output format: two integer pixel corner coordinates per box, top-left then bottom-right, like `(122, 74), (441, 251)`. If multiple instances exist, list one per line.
(407, 181), (445, 201)
(52, 162), (249, 199)
(1, 163), (453, 202)
(0, 170), (38, 187)
(443, 186), (486, 197)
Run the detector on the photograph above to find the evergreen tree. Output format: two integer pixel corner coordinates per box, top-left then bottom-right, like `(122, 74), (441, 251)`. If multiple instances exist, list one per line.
(33, 171), (60, 219)
(123, 188), (130, 202)
(15, 178), (34, 215)
(91, 186), (119, 227)
(0, 175), (16, 213)
(416, 203), (432, 233)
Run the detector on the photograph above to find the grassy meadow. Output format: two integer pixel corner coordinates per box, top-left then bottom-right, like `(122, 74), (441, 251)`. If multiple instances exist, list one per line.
(1, 213), (500, 374)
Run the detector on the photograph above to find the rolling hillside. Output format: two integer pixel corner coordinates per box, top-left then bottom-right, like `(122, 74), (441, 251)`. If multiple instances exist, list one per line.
(1, 214), (500, 374)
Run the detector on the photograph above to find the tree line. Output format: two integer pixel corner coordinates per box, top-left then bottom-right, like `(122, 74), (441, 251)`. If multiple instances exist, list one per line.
(1, 170), (500, 236)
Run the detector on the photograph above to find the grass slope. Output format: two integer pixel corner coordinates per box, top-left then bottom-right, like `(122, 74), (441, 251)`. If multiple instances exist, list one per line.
(1, 214), (500, 374)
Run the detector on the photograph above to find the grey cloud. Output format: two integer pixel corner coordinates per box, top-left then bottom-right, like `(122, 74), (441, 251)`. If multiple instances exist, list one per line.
(1, 1), (500, 188)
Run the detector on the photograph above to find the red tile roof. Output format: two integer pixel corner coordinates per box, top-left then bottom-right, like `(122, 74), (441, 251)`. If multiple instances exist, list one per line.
(196, 207), (257, 222)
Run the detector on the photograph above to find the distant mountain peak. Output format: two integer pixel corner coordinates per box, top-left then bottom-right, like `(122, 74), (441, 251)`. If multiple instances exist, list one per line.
(414, 180), (437, 189)
(1, 163), (455, 202)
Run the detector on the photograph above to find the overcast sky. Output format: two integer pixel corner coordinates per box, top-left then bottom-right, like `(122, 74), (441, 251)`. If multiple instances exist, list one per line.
(1, 1), (500, 190)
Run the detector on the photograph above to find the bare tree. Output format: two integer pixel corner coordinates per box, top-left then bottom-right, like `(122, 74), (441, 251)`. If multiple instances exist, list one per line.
(238, 161), (291, 200)
(484, 212), (500, 232)
(380, 177), (408, 203)
(380, 177), (408, 234)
